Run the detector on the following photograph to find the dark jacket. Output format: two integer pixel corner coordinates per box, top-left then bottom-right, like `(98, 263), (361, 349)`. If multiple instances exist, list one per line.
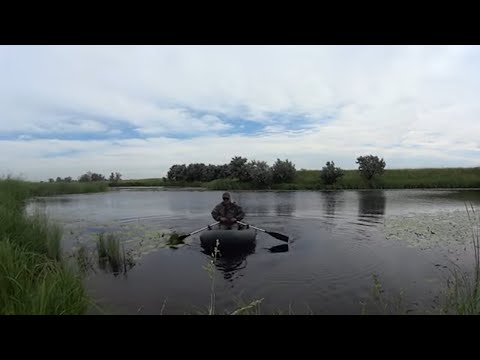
(211, 202), (245, 223)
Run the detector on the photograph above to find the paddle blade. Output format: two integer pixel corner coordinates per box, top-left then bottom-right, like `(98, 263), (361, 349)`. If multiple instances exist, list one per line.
(268, 244), (289, 253)
(177, 234), (189, 241)
(266, 231), (289, 242)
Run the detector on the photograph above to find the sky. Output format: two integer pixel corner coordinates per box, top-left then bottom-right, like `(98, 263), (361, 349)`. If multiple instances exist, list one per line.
(1, 45), (479, 181)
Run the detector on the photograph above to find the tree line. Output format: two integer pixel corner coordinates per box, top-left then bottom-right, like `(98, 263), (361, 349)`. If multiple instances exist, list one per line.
(167, 155), (386, 187)
(47, 172), (122, 183)
(45, 155), (386, 187)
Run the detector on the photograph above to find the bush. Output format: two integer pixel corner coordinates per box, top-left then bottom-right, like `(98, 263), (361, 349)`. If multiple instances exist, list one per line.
(186, 163), (207, 182)
(356, 155), (386, 181)
(229, 156), (250, 182)
(167, 164), (187, 181)
(272, 159), (296, 183)
(246, 160), (272, 188)
(320, 161), (344, 185)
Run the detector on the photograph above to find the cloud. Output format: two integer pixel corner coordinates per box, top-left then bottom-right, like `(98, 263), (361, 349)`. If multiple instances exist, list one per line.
(134, 110), (232, 135)
(1, 45), (479, 180)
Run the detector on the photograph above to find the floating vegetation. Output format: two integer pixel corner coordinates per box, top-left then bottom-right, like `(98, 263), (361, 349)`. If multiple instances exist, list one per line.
(384, 210), (474, 252)
(67, 222), (182, 254)
(65, 221), (192, 277)
(165, 232), (185, 248)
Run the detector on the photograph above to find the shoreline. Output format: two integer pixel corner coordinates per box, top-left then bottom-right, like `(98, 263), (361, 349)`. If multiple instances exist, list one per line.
(109, 186), (480, 192)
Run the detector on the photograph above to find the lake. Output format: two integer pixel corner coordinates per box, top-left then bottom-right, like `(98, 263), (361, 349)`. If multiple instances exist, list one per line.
(27, 188), (480, 315)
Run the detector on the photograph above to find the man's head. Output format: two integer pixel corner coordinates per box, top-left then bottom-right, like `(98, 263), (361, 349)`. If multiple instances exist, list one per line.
(222, 192), (231, 204)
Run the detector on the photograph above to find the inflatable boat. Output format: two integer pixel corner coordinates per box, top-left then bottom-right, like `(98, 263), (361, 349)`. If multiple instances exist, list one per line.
(200, 228), (257, 248)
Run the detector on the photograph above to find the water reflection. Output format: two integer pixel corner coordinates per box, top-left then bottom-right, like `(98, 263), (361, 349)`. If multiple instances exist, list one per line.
(201, 242), (256, 281)
(319, 191), (344, 231)
(322, 191), (339, 218)
(167, 192), (200, 213)
(357, 190), (386, 224)
(267, 244), (289, 253)
(274, 192), (295, 216)
(418, 190), (480, 205)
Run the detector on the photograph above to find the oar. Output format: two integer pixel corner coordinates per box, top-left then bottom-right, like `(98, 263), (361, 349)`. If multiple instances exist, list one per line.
(236, 221), (289, 242)
(178, 222), (219, 241)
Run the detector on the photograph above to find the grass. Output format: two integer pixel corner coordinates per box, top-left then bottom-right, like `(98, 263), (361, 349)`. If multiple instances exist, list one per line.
(0, 183), (63, 260)
(114, 167), (480, 191)
(110, 179), (204, 188)
(28, 181), (109, 196)
(72, 243), (93, 275)
(291, 167), (480, 190)
(0, 179), (91, 314)
(203, 240), (221, 315)
(205, 178), (255, 190)
(442, 203), (480, 314)
(0, 240), (89, 314)
(360, 274), (408, 315)
(96, 233), (134, 275)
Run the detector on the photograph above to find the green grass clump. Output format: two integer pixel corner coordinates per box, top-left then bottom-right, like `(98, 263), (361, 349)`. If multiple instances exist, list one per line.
(0, 178), (91, 314)
(96, 233), (135, 275)
(443, 204), (480, 314)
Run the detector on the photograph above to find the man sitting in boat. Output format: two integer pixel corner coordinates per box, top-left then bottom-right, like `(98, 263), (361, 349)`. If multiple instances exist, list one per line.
(211, 192), (245, 230)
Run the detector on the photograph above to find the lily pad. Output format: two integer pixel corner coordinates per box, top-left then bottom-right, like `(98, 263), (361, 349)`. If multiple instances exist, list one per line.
(384, 209), (477, 255)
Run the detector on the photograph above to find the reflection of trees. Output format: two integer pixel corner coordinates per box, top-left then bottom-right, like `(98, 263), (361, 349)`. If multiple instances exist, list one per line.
(201, 242), (256, 281)
(357, 190), (386, 217)
(322, 191), (338, 218)
(166, 192), (196, 213)
(274, 192), (295, 216)
(250, 197), (270, 216)
(319, 191), (342, 231)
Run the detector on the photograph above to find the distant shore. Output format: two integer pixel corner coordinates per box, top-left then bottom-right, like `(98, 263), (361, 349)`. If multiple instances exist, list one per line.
(109, 167), (480, 191)
(22, 167), (480, 193)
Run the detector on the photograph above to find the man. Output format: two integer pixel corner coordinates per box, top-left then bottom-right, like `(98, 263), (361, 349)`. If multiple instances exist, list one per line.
(211, 192), (245, 230)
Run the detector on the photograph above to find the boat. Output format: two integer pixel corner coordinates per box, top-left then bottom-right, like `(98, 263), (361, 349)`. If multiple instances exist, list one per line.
(200, 227), (257, 250)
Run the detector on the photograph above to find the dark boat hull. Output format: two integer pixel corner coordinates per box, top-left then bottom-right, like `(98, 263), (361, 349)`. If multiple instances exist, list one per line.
(200, 228), (257, 249)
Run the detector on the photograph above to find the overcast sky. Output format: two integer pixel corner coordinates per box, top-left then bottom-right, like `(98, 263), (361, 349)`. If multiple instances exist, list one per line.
(1, 45), (479, 181)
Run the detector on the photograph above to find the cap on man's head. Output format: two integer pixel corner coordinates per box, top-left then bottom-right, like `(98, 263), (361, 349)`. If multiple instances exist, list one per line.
(222, 192), (231, 199)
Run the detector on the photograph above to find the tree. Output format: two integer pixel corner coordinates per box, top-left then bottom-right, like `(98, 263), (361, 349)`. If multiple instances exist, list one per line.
(215, 164), (230, 179)
(272, 158), (296, 183)
(78, 171), (104, 182)
(356, 155), (386, 181)
(56, 177), (62, 182)
(167, 164), (187, 181)
(320, 161), (344, 185)
(90, 173), (105, 181)
(109, 172), (122, 183)
(229, 156), (249, 181)
(78, 172), (91, 182)
(246, 160), (272, 188)
(203, 164), (218, 182)
(186, 163), (207, 182)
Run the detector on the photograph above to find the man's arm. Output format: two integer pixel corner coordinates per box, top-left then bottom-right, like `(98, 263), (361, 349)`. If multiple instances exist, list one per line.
(234, 204), (245, 221)
(211, 205), (221, 221)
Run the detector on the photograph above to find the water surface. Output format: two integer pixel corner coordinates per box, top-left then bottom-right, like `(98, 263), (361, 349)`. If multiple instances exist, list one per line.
(28, 188), (480, 314)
